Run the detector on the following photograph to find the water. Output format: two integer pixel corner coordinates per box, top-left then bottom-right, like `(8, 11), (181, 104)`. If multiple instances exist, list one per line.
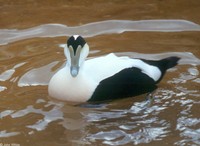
(0, 1), (200, 146)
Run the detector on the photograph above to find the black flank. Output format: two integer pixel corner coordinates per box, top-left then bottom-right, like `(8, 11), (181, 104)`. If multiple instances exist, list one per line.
(88, 67), (158, 102)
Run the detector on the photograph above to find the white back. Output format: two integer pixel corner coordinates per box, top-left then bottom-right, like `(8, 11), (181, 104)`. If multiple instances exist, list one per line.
(82, 53), (161, 83)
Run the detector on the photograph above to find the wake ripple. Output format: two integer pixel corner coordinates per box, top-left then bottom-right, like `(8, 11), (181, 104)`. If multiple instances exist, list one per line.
(0, 19), (200, 45)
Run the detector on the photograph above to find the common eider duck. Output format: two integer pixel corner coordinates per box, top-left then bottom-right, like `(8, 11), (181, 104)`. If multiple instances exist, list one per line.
(48, 35), (180, 102)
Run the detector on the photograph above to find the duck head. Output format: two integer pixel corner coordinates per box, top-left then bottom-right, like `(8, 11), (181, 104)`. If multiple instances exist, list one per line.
(64, 35), (89, 77)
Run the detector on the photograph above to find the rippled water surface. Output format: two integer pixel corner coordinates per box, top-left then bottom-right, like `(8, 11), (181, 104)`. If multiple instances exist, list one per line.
(0, 1), (200, 146)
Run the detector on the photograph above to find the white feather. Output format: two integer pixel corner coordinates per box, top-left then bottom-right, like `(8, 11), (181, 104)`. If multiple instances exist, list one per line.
(73, 35), (79, 40)
(48, 66), (97, 102)
(83, 53), (161, 82)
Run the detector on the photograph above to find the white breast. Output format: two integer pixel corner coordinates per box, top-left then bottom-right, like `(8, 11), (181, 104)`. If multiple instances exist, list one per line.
(48, 67), (97, 102)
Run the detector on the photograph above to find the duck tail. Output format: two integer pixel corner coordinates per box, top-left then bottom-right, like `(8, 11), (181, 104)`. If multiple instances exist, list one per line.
(141, 56), (180, 72)
(156, 56), (180, 83)
(141, 56), (180, 83)
(160, 56), (180, 70)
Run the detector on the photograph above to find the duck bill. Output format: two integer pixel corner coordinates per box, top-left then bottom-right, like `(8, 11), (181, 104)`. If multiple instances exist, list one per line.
(68, 45), (82, 77)
(70, 53), (80, 77)
(70, 65), (79, 77)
